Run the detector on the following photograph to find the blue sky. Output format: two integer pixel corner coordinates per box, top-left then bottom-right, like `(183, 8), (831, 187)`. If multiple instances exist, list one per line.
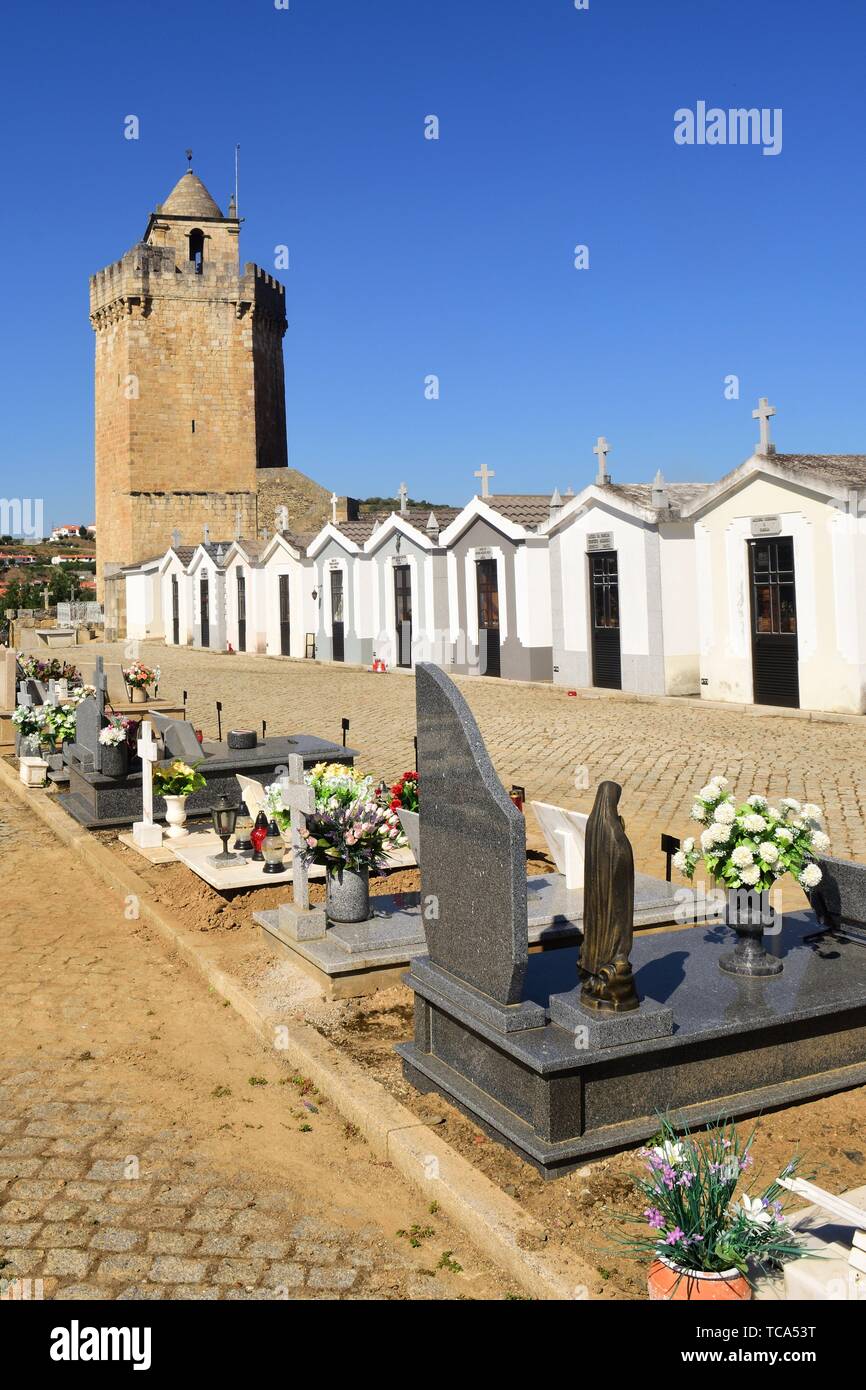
(1, 0), (864, 525)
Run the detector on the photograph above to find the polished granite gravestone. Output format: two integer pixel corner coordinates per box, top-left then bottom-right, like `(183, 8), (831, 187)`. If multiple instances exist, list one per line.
(398, 663), (866, 1178)
(59, 712), (359, 830)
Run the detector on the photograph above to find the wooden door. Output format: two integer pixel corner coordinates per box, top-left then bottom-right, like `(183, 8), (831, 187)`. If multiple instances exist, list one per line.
(237, 571), (247, 652)
(589, 551), (622, 689)
(200, 574), (210, 649)
(330, 569), (345, 662)
(279, 574), (291, 656)
(475, 558), (501, 677)
(749, 537), (799, 708)
(394, 564), (413, 667)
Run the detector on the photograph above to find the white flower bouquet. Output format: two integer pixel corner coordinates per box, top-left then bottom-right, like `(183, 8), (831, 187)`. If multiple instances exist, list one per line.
(674, 777), (826, 894)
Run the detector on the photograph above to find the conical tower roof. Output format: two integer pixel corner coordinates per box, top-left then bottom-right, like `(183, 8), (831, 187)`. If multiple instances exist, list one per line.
(159, 170), (224, 219)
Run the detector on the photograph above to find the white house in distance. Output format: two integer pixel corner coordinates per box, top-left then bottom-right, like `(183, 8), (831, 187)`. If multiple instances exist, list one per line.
(544, 437), (710, 695)
(307, 516), (377, 665)
(364, 503), (461, 670)
(682, 399), (866, 713)
(122, 555), (163, 641)
(223, 539), (267, 654)
(159, 542), (196, 646)
(260, 529), (317, 659)
(187, 539), (230, 651)
(438, 468), (553, 680)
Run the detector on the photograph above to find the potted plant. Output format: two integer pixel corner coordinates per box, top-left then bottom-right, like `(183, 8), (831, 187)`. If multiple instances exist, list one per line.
(388, 770), (419, 861)
(613, 1117), (807, 1300)
(153, 759), (206, 838)
(673, 777), (827, 976)
(122, 660), (160, 704)
(98, 718), (130, 778)
(297, 762), (396, 921)
(37, 701), (79, 768)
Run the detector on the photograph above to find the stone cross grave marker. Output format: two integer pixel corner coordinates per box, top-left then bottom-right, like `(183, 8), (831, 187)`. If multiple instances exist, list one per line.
(398, 481), (409, 515)
(753, 396), (777, 455)
(474, 463), (495, 499)
(133, 720), (164, 848)
(330, 492), (339, 524)
(277, 753), (327, 941)
(593, 435), (611, 485)
(275, 504), (289, 532)
(415, 662), (528, 1004)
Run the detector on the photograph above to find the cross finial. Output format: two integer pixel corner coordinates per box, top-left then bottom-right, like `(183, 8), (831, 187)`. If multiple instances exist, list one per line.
(593, 436), (611, 485)
(397, 482), (409, 516)
(752, 396), (777, 455)
(171, 528), (181, 549)
(186, 148), (193, 170)
(330, 492), (339, 524)
(474, 463), (495, 499)
(203, 523), (210, 544)
(234, 505), (242, 541)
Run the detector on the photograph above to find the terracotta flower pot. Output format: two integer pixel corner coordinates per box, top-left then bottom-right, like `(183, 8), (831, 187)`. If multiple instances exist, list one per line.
(648, 1256), (752, 1302)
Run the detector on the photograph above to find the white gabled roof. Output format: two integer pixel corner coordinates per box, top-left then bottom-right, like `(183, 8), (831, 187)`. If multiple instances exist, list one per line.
(439, 496), (534, 546)
(679, 452), (866, 520)
(363, 512), (437, 555)
(306, 521), (365, 559)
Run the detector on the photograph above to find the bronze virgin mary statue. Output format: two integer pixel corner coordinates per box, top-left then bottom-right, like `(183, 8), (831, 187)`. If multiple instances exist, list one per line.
(579, 780), (640, 1013)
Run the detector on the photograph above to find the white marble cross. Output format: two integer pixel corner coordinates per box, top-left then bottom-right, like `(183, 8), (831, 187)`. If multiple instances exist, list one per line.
(275, 504), (289, 532)
(133, 719), (163, 848)
(171, 528), (181, 549)
(753, 396), (776, 454)
(397, 482), (409, 515)
(279, 754), (316, 910)
(474, 463), (495, 499)
(330, 492), (339, 524)
(593, 436), (611, 485)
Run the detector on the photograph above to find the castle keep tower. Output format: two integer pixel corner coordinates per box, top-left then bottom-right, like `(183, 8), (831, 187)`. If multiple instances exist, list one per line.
(90, 163), (288, 594)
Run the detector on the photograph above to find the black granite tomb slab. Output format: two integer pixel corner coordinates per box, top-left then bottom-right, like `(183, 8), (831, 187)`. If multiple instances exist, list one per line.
(399, 912), (866, 1176)
(58, 735), (358, 830)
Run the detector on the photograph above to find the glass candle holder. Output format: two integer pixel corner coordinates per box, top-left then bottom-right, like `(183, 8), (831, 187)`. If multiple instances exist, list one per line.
(250, 810), (269, 862)
(261, 818), (286, 874)
(233, 813), (254, 853)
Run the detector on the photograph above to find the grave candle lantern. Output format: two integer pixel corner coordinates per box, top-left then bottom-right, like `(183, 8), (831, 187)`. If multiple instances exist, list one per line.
(210, 796), (240, 866)
(261, 818), (286, 874)
(233, 812), (254, 853)
(250, 810), (269, 861)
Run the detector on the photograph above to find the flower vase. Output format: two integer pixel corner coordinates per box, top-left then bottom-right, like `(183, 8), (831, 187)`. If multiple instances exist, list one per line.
(326, 866), (370, 922)
(648, 1256), (752, 1302)
(719, 889), (783, 977)
(100, 742), (129, 779)
(130, 686), (149, 704)
(163, 794), (189, 838)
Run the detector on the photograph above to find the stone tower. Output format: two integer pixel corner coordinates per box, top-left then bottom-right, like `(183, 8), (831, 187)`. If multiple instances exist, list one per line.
(90, 163), (289, 595)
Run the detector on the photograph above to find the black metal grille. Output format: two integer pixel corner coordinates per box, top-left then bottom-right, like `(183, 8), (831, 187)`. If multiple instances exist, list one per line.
(749, 538), (799, 708)
(589, 551), (621, 689)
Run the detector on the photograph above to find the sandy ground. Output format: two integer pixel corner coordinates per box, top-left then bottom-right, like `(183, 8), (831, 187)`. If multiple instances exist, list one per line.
(0, 792), (523, 1300)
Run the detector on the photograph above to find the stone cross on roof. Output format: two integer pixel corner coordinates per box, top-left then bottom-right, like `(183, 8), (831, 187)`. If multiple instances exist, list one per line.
(275, 505), (289, 533)
(330, 492), (339, 524)
(593, 436), (611, 486)
(474, 463), (495, 499)
(398, 482), (409, 516)
(203, 524), (210, 544)
(753, 396), (777, 455)
(171, 528), (181, 549)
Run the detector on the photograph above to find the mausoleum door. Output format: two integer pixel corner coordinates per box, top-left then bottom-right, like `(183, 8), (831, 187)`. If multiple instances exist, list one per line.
(589, 551), (622, 689)
(475, 558), (501, 677)
(279, 574), (291, 656)
(171, 577), (180, 646)
(748, 537), (799, 708)
(394, 563), (413, 667)
(237, 573), (247, 652)
(330, 570), (345, 662)
(200, 575), (210, 648)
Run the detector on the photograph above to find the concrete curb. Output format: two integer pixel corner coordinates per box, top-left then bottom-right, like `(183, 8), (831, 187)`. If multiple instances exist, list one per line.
(0, 757), (601, 1301)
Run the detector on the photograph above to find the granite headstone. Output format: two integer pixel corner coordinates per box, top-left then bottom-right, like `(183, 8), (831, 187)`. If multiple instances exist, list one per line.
(416, 661), (527, 1005)
(149, 711), (204, 763)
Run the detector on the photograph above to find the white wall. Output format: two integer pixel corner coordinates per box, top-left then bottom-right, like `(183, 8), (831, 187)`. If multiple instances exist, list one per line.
(263, 551), (315, 659)
(125, 569), (163, 640)
(161, 558), (193, 646)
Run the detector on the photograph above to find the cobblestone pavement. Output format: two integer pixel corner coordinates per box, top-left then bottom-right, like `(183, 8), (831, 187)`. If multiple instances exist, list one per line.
(86, 641), (866, 891)
(0, 795), (512, 1301)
